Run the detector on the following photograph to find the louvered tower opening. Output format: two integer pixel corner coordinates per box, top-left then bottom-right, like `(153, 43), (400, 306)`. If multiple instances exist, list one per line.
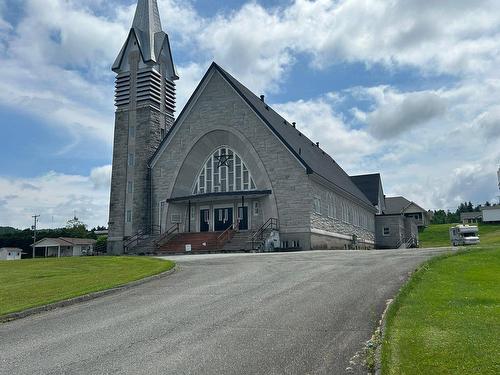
(115, 68), (176, 116)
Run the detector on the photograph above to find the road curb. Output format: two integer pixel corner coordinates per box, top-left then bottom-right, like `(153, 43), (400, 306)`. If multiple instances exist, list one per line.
(373, 297), (393, 375)
(0, 266), (177, 324)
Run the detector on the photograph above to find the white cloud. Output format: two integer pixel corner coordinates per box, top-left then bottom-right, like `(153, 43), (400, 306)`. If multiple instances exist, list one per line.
(0, 168), (110, 229)
(358, 87), (447, 139)
(274, 96), (378, 170)
(1, 0), (500, 224)
(90, 164), (111, 189)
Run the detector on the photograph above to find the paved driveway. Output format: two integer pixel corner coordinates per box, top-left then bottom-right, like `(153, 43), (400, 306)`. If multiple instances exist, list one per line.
(0, 248), (451, 374)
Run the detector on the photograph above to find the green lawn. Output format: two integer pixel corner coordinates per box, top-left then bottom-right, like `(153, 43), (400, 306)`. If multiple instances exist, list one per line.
(0, 257), (174, 317)
(382, 248), (500, 374)
(419, 222), (500, 248)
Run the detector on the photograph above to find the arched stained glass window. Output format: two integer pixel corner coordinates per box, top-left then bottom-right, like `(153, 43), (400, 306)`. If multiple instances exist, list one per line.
(193, 146), (256, 194)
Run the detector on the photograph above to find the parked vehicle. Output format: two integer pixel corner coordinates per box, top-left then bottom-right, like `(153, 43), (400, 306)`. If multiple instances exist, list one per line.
(449, 225), (480, 246)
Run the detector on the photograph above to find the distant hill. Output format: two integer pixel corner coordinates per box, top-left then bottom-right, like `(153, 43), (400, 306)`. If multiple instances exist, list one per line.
(0, 227), (20, 235)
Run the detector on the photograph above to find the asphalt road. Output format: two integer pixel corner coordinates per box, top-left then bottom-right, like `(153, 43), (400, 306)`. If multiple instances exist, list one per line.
(0, 248), (452, 375)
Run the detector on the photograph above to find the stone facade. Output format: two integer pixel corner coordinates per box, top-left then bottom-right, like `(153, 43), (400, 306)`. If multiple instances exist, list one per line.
(151, 70), (311, 242)
(148, 69), (376, 251)
(107, 5), (178, 254)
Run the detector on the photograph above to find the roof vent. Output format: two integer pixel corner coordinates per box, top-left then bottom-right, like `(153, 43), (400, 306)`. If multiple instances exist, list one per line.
(265, 105), (269, 110)
(292, 122), (296, 128)
(260, 95), (265, 102)
(316, 142), (320, 147)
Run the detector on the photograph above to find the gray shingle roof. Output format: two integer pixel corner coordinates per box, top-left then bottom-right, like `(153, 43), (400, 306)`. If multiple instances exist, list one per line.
(214, 64), (374, 208)
(460, 212), (482, 220)
(151, 62), (373, 208)
(384, 196), (412, 214)
(350, 173), (382, 207)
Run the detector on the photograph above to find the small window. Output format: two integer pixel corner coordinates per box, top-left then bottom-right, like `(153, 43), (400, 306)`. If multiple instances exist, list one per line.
(160, 128), (165, 138)
(383, 227), (390, 236)
(313, 197), (321, 214)
(126, 210), (132, 223)
(128, 153), (135, 166)
(253, 201), (260, 216)
(127, 181), (133, 193)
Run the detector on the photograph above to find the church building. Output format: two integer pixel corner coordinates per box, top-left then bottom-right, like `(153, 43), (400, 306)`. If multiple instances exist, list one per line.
(107, 0), (377, 254)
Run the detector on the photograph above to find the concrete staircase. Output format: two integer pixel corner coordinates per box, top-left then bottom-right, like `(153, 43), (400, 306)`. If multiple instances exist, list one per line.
(222, 231), (251, 252)
(157, 232), (222, 254)
(127, 235), (157, 254)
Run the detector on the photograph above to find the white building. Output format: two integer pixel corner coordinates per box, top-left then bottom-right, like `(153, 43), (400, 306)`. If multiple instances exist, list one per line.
(31, 238), (96, 258)
(481, 206), (500, 223)
(0, 247), (24, 260)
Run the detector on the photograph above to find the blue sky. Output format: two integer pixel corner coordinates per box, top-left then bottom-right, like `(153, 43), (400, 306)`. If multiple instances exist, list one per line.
(1, 0), (500, 229)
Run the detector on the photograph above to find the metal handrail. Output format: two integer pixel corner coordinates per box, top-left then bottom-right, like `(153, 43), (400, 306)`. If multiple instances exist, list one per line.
(155, 223), (180, 246)
(216, 223), (236, 249)
(124, 225), (161, 253)
(250, 218), (279, 250)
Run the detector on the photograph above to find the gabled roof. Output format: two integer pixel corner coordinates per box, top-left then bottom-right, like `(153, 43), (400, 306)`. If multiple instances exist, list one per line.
(350, 173), (382, 206)
(384, 196), (411, 214)
(112, 0), (177, 78)
(150, 62), (373, 208)
(460, 212), (483, 219)
(384, 196), (427, 215)
(0, 247), (23, 252)
(32, 237), (96, 247)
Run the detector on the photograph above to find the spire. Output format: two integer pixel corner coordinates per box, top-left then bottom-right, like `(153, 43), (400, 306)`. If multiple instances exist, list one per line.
(132, 0), (162, 63)
(113, 0), (178, 77)
(133, 0), (162, 37)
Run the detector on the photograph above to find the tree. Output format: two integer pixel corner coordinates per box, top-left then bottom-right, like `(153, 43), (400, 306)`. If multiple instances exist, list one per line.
(65, 217), (88, 238)
(95, 235), (108, 253)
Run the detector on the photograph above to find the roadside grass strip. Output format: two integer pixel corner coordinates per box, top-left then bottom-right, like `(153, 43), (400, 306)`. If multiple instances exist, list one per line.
(381, 248), (500, 374)
(0, 257), (175, 317)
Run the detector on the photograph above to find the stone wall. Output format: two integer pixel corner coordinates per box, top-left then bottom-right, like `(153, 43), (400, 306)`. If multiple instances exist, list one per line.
(309, 178), (375, 248)
(151, 70), (312, 238)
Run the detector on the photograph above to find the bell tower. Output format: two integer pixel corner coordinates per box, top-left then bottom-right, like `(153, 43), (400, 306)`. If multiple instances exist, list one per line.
(107, 0), (178, 254)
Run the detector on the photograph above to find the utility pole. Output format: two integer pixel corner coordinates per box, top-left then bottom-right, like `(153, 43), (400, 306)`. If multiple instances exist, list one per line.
(31, 215), (40, 259)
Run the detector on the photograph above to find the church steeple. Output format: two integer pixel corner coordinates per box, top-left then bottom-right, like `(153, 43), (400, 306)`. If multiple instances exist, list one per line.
(131, 0), (163, 63)
(112, 0), (177, 79)
(107, 0), (178, 254)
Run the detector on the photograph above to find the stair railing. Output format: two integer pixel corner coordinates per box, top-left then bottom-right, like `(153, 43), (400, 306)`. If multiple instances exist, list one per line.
(250, 218), (279, 251)
(216, 223), (236, 249)
(123, 225), (161, 253)
(155, 223), (180, 247)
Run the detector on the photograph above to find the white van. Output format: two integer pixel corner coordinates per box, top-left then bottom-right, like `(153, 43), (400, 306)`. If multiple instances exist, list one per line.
(449, 225), (480, 246)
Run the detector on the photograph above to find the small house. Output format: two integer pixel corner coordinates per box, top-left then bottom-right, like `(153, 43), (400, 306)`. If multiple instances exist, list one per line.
(460, 211), (483, 224)
(0, 247), (24, 260)
(31, 238), (96, 258)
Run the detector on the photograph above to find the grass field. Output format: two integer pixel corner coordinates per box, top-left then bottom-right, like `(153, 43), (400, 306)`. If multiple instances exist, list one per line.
(0, 257), (174, 317)
(382, 247), (500, 374)
(419, 222), (500, 248)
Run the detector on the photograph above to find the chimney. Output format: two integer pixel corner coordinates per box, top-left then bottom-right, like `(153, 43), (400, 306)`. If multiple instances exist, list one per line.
(260, 95), (265, 102)
(316, 142), (320, 147)
(292, 122), (296, 128)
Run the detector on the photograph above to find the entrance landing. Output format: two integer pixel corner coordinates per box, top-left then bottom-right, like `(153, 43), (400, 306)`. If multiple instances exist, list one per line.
(157, 232), (223, 253)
